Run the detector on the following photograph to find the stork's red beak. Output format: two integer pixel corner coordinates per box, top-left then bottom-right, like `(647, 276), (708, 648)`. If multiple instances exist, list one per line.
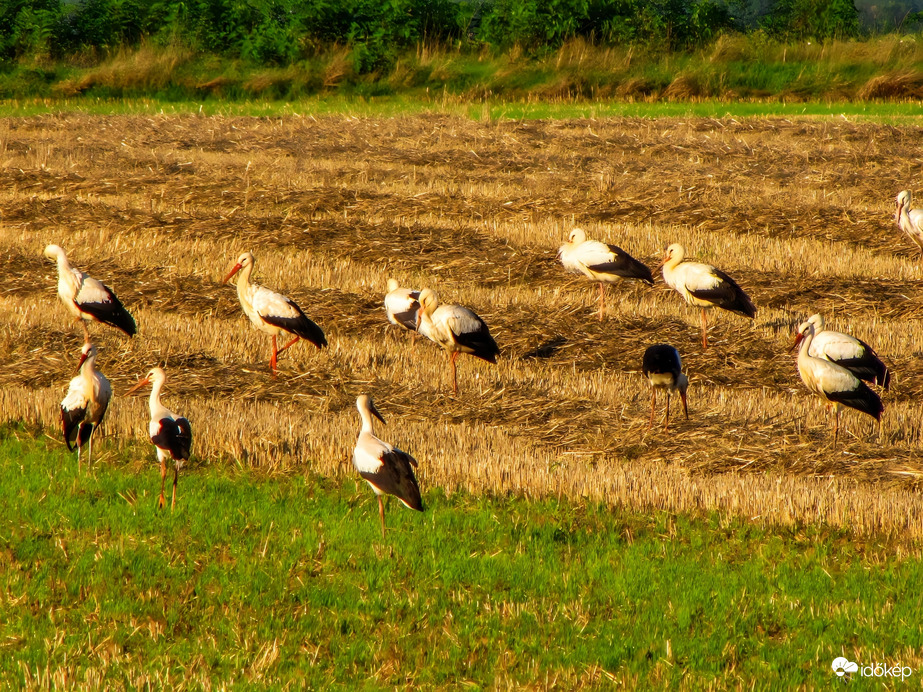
(656, 254), (669, 270)
(223, 263), (243, 284)
(789, 332), (805, 353)
(126, 376), (151, 395)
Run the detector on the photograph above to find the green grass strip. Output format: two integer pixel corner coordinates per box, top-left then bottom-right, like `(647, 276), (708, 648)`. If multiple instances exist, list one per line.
(1, 427), (920, 686)
(2, 96), (923, 122)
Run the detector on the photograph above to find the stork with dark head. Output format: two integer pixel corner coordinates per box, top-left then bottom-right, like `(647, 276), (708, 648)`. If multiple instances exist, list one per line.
(641, 344), (688, 431)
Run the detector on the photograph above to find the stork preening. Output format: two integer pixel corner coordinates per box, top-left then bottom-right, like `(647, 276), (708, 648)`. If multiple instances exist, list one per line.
(127, 367), (192, 510)
(44, 244), (136, 339)
(641, 344), (688, 431)
(352, 394), (423, 538)
(795, 314), (890, 390)
(384, 278), (421, 346)
(558, 228), (654, 321)
(794, 319), (882, 447)
(895, 190), (923, 258)
(223, 251), (327, 377)
(60, 342), (112, 470)
(417, 289), (500, 395)
(660, 243), (756, 349)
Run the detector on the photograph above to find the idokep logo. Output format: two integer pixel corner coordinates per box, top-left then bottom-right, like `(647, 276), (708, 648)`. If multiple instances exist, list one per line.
(832, 656), (913, 681)
(832, 658), (858, 677)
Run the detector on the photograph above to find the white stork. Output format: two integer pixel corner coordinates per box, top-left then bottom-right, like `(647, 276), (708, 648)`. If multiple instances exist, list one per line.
(223, 251), (327, 377)
(660, 243), (756, 349)
(558, 228), (654, 321)
(895, 190), (923, 258)
(794, 319), (882, 447)
(60, 342), (112, 470)
(352, 394), (423, 538)
(641, 344), (688, 431)
(417, 289), (500, 395)
(127, 367), (192, 510)
(43, 244), (136, 339)
(793, 314), (890, 389)
(384, 278), (421, 346)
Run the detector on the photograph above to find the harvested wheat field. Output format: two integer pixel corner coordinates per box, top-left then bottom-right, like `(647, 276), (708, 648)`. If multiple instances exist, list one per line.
(3, 113), (923, 538)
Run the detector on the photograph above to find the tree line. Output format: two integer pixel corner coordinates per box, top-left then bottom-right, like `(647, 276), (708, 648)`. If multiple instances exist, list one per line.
(2, 0), (919, 74)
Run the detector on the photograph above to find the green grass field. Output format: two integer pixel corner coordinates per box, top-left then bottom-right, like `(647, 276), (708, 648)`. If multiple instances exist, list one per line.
(2, 427), (920, 688)
(2, 94), (923, 122)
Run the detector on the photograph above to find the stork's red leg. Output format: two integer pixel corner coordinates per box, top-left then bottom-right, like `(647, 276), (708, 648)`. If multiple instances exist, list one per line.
(664, 392), (671, 432)
(75, 317), (90, 342)
(270, 335), (278, 378)
(158, 458), (167, 509)
(171, 466), (178, 511)
(700, 309), (709, 350)
(277, 336), (300, 355)
(378, 495), (386, 538)
(833, 406), (840, 450)
(450, 351), (459, 395)
(648, 389), (656, 430)
(598, 283), (605, 322)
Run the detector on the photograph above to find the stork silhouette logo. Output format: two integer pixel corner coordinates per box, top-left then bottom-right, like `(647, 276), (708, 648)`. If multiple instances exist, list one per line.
(832, 657), (859, 677)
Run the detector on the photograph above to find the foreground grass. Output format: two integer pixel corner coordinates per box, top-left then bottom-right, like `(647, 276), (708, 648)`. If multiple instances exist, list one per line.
(4, 94), (923, 122)
(1, 429), (921, 687)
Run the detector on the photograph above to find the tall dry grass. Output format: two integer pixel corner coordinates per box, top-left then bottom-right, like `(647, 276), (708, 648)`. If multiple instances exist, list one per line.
(2, 113), (923, 538)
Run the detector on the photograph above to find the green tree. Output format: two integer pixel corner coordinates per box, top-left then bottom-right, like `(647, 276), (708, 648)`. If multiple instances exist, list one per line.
(761, 0), (861, 40)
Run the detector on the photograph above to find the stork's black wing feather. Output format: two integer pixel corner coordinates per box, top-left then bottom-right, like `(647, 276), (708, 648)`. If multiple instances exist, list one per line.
(586, 245), (655, 285)
(261, 297), (327, 348)
(75, 284), (137, 336)
(454, 322), (500, 364)
(360, 448), (423, 512)
(688, 268), (756, 318)
(827, 382), (883, 421)
(61, 404), (86, 451)
(830, 341), (891, 390)
(152, 417), (193, 461)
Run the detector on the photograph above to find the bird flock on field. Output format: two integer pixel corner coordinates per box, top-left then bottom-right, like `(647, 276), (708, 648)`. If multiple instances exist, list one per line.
(44, 189), (913, 535)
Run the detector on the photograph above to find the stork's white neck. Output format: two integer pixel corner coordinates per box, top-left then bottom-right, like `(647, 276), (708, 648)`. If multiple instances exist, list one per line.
(358, 407), (376, 435)
(235, 260), (255, 298)
(148, 375), (169, 418)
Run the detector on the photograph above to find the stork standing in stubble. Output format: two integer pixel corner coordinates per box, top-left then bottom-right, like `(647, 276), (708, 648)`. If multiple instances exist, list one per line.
(797, 314), (890, 390)
(352, 395), (423, 538)
(417, 289), (500, 395)
(60, 342), (112, 471)
(223, 251), (327, 377)
(794, 319), (882, 447)
(641, 344), (688, 431)
(558, 228), (654, 321)
(895, 190), (923, 258)
(44, 244), (136, 339)
(127, 367), (192, 510)
(659, 243), (756, 350)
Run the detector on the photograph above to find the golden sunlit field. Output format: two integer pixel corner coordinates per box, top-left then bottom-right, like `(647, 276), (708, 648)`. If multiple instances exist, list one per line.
(3, 112), (923, 539)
